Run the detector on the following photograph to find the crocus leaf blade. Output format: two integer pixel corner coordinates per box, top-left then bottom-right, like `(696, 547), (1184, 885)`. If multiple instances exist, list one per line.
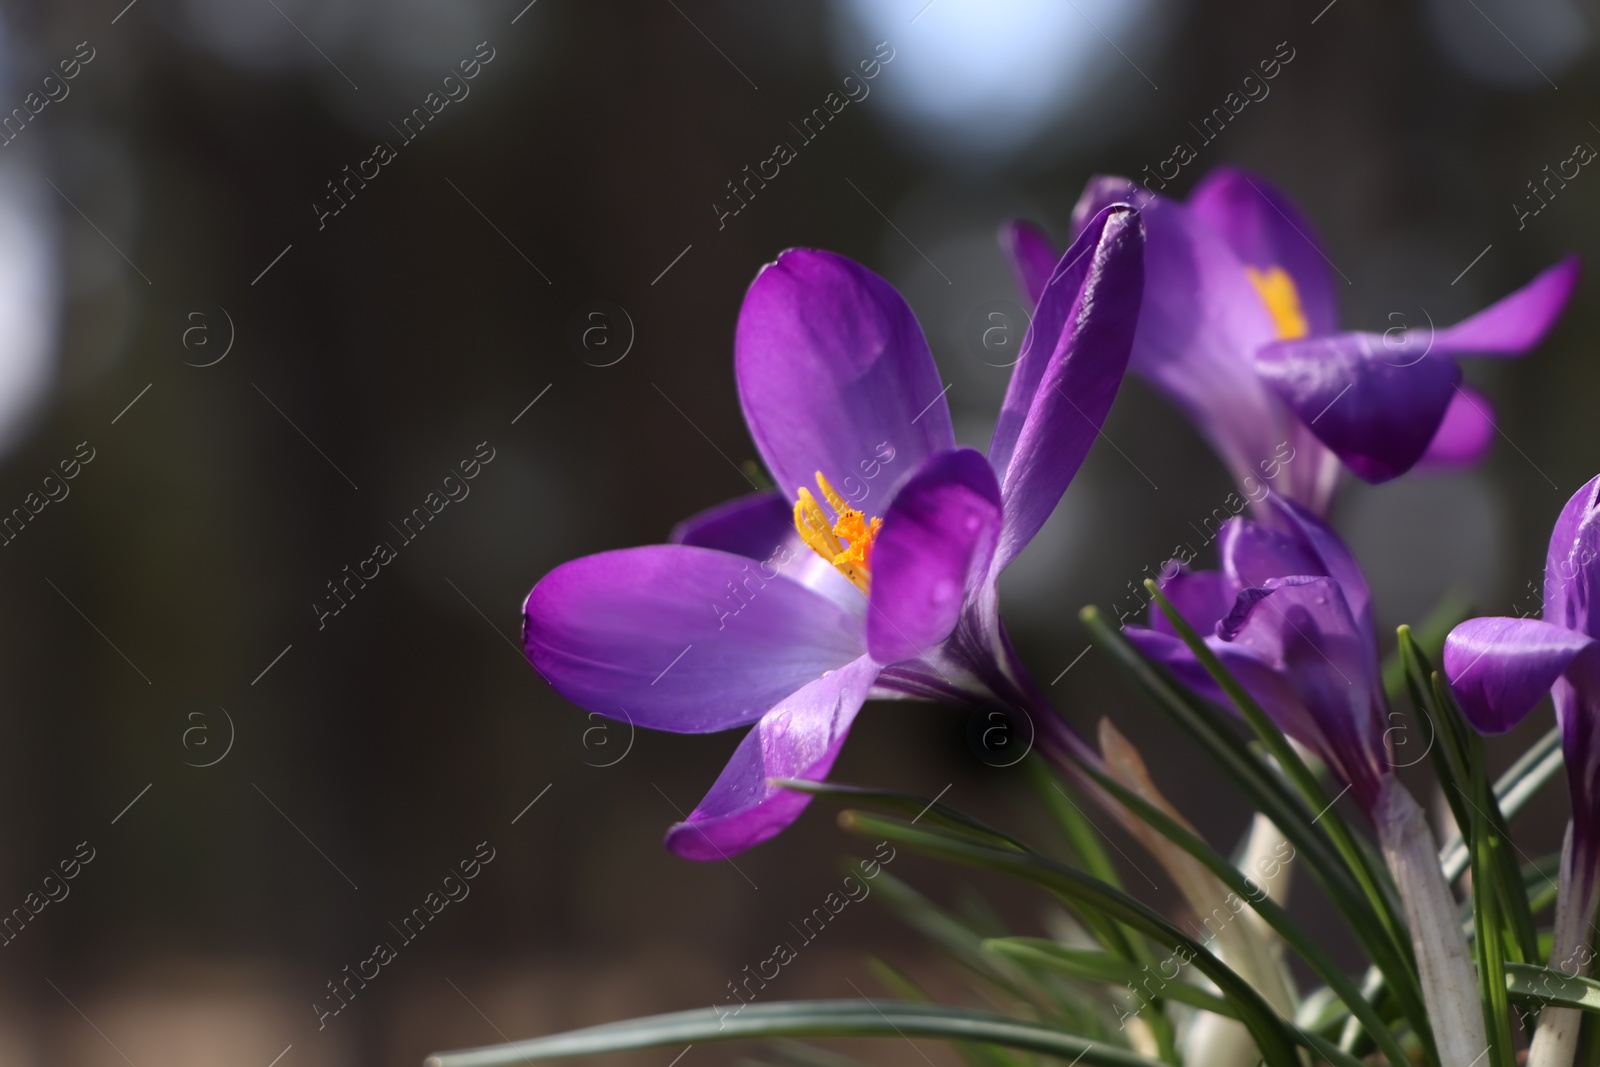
(772, 778), (1027, 852)
(1141, 584), (1422, 1012)
(984, 937), (1238, 1019)
(1464, 697), (1517, 1067)
(864, 869), (1043, 1005)
(1439, 725), (1563, 881)
(1026, 755), (1124, 889)
(1433, 671), (1540, 964)
(1382, 592), (1473, 710)
(1080, 604), (1436, 1062)
(423, 1000), (1169, 1067)
(1070, 755), (1413, 1067)
(1507, 965), (1600, 1015)
(836, 808), (1309, 1067)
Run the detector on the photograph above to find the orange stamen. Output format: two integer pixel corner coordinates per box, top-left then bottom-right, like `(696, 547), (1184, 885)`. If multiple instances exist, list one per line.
(793, 472), (882, 594)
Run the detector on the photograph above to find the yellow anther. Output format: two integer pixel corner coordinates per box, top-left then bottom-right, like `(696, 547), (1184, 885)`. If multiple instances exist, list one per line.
(815, 472), (850, 514)
(1245, 266), (1311, 340)
(793, 471), (882, 594)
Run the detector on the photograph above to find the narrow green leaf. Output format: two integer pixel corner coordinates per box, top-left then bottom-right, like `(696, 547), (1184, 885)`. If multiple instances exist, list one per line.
(1397, 627), (1475, 850)
(1439, 726), (1563, 883)
(985, 938), (1381, 1067)
(1019, 756), (1175, 1011)
(1079, 606), (1366, 903)
(985, 937), (1237, 1019)
(1404, 631), (1539, 963)
(1027, 756), (1124, 889)
(422, 999), (1165, 1067)
(867, 863), (1159, 1053)
(792, 776), (1155, 1013)
(1068, 757), (1413, 1067)
(775, 779), (1030, 852)
(1507, 964), (1600, 1014)
(1143, 581), (1415, 976)
(1461, 691), (1515, 1067)
(866, 869), (1046, 1005)
(1381, 591), (1472, 706)
(1081, 605), (1435, 1059)
(838, 809), (1305, 1067)
(1342, 723), (1563, 1051)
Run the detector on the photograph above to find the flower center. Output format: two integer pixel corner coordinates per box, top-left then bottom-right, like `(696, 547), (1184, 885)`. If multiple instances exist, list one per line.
(793, 472), (882, 594)
(1245, 266), (1311, 340)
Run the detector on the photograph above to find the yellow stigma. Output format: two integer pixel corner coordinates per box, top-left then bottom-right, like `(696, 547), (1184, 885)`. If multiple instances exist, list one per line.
(1245, 266), (1311, 340)
(793, 472), (882, 594)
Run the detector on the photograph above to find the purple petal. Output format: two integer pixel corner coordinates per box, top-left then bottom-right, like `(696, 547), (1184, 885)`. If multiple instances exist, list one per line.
(1545, 475), (1600, 637)
(1186, 166), (1339, 336)
(1219, 576), (1387, 811)
(1444, 616), (1597, 733)
(1076, 178), (1301, 498)
(1068, 174), (1154, 240)
(1556, 673), (1600, 856)
(1255, 331), (1462, 483)
(1147, 567), (1240, 638)
(1432, 255), (1580, 356)
(671, 490), (795, 561)
(664, 654), (879, 860)
(988, 204), (1144, 567)
(1124, 625), (1229, 703)
(1416, 386), (1495, 470)
(867, 448), (1003, 665)
(524, 544), (863, 733)
(1261, 494), (1373, 631)
(736, 249), (953, 505)
(1219, 517), (1322, 590)
(1264, 257), (1579, 485)
(1000, 219), (1056, 308)
(1124, 624), (1326, 753)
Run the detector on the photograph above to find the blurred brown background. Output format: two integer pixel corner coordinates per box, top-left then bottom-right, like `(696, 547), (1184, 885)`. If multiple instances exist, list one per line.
(0, 0), (1593, 1063)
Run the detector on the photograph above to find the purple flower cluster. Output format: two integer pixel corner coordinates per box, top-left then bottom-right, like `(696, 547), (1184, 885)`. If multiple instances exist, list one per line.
(521, 166), (1580, 870)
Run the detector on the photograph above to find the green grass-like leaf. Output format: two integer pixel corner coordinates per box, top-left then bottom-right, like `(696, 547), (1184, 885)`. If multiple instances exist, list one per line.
(984, 937), (1237, 1019)
(1507, 964), (1600, 1014)
(1439, 726), (1563, 883)
(1068, 757), (1414, 1067)
(837, 809), (1306, 1067)
(774, 779), (1030, 852)
(1142, 582), (1414, 971)
(790, 774), (1176, 1057)
(422, 999), (1165, 1067)
(1080, 604), (1434, 1058)
(1380, 591), (1472, 706)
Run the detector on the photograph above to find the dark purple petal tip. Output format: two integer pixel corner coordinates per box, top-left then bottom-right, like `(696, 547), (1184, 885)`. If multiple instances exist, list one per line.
(1255, 332), (1462, 483)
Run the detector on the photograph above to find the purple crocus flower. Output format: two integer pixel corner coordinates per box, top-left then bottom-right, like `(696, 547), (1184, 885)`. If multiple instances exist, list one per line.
(1122, 495), (1389, 811)
(522, 206), (1143, 860)
(1445, 477), (1600, 1067)
(1124, 499), (1487, 1067)
(1003, 167), (1579, 514)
